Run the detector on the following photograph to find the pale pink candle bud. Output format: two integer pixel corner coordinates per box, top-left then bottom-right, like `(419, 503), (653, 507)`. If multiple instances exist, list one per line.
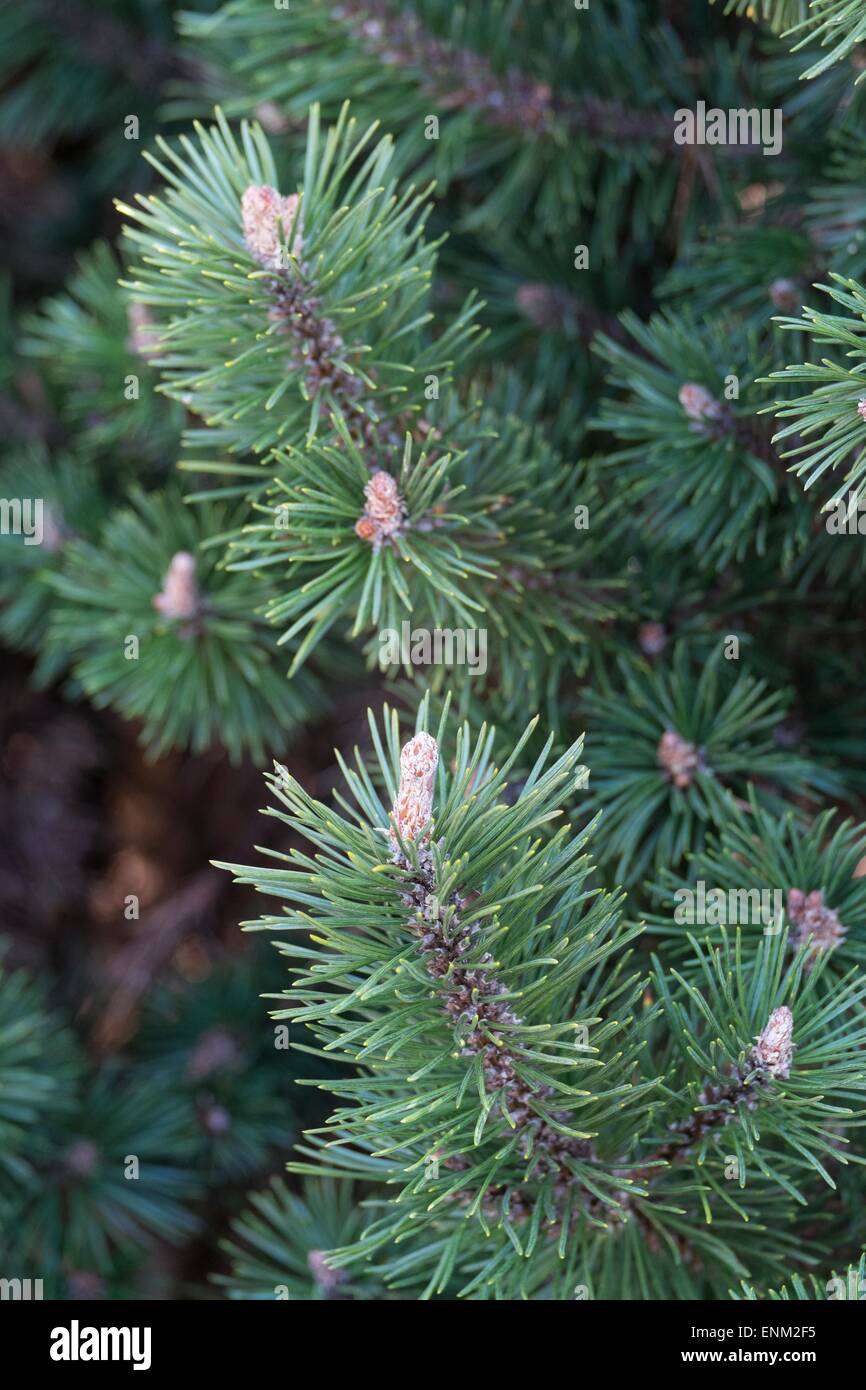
(786, 887), (846, 964)
(355, 470), (406, 549)
(391, 732), (438, 844)
(857, 399), (866, 422)
(768, 278), (799, 312)
(241, 185), (304, 270)
(638, 621), (668, 656)
(678, 383), (722, 423)
(365, 471), (403, 528)
(657, 728), (701, 789)
(752, 1006), (794, 1079)
(153, 551), (200, 620)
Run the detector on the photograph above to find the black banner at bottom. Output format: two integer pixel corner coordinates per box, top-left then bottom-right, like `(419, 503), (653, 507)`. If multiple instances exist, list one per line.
(0, 1296), (861, 1375)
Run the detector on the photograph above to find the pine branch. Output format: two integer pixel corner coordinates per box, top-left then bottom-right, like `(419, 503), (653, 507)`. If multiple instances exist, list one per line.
(579, 644), (840, 884)
(45, 487), (330, 762)
(593, 308), (814, 571)
(214, 1177), (383, 1299)
(0, 945), (81, 1196)
(20, 242), (183, 471)
(178, 0), (767, 250)
(768, 271), (866, 508)
(119, 104), (479, 462)
(735, 1250), (866, 1299)
(714, 0), (866, 82)
(116, 105), (618, 700)
(0, 447), (107, 685)
(217, 699), (865, 1297)
(645, 788), (866, 973)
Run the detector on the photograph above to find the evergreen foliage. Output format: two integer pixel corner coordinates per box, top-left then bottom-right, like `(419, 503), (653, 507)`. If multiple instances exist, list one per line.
(714, 1), (866, 82)
(769, 273), (866, 508)
(0, 941), (311, 1299)
(217, 703), (866, 1298)
(3, 0), (866, 1303)
(645, 788), (866, 971)
(0, 948), (200, 1297)
(133, 953), (305, 1179)
(20, 242), (184, 471)
(215, 1177), (381, 1299)
(594, 311), (811, 570)
(737, 1251), (866, 1299)
(0, 950), (80, 1198)
(0, 448), (107, 684)
(46, 487), (327, 761)
(579, 645), (842, 884)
